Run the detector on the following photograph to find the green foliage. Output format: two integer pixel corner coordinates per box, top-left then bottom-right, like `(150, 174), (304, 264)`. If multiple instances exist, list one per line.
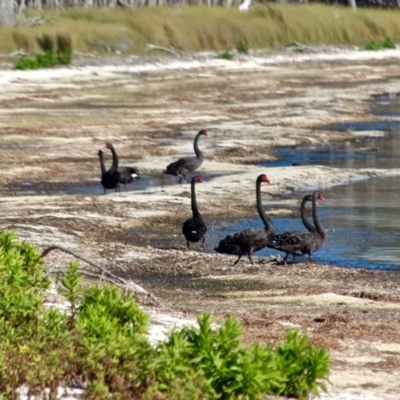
(382, 37), (396, 49)
(219, 50), (234, 60)
(0, 229), (331, 398)
(275, 329), (330, 400)
(14, 56), (40, 70)
(56, 33), (73, 64)
(364, 39), (382, 50)
(236, 41), (250, 54)
(364, 37), (396, 51)
(14, 33), (73, 70)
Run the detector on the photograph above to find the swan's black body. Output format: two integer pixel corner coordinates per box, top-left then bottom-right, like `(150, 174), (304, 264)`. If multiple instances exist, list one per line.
(98, 149), (120, 194)
(164, 130), (209, 184)
(214, 174), (275, 266)
(182, 176), (207, 249)
(269, 191), (326, 264)
(101, 142), (140, 192)
(118, 166), (140, 189)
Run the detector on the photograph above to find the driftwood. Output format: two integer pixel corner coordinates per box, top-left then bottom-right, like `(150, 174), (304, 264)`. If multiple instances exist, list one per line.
(40, 245), (173, 311)
(284, 41), (315, 52)
(147, 44), (180, 56)
(41, 245), (124, 283)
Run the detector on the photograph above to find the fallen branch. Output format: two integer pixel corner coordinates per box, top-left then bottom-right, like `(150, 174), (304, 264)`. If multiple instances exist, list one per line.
(48, 268), (125, 287)
(1, 50), (27, 57)
(147, 44), (180, 57)
(284, 41), (315, 52)
(40, 245), (173, 311)
(41, 245), (124, 284)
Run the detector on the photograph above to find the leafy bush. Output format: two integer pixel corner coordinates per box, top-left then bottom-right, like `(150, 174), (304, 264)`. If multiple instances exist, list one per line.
(0, 229), (331, 398)
(382, 37), (396, 49)
(364, 39), (382, 50)
(364, 37), (396, 51)
(219, 50), (234, 60)
(275, 329), (331, 400)
(56, 33), (73, 65)
(14, 33), (73, 70)
(236, 41), (250, 54)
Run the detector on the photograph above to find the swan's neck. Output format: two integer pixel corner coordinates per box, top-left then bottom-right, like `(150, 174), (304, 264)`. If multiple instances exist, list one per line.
(256, 180), (274, 234)
(191, 180), (201, 219)
(99, 152), (106, 175)
(109, 146), (119, 171)
(193, 132), (204, 159)
(301, 196), (315, 233)
(312, 192), (326, 238)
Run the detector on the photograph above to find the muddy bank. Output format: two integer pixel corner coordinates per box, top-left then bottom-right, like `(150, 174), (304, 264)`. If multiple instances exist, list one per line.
(2, 48), (400, 399)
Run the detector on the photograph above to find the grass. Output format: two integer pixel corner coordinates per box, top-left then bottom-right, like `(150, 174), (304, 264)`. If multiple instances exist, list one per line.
(0, 5), (400, 55)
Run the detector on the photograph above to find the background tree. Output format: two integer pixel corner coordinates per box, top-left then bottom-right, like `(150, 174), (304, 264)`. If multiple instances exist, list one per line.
(0, 0), (15, 26)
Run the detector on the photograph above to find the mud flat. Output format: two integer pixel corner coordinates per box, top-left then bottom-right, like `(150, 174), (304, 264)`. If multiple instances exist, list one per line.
(2, 47), (400, 399)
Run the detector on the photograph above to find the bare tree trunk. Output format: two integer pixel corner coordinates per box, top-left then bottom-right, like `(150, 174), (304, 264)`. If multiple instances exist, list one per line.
(0, 0), (15, 26)
(348, 0), (357, 8)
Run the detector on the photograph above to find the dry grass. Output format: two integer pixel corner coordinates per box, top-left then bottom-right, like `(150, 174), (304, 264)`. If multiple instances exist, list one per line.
(1, 5), (400, 54)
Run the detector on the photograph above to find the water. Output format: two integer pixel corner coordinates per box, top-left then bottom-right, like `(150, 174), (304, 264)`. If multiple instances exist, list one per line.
(208, 175), (400, 271)
(221, 94), (400, 270)
(15, 172), (221, 196)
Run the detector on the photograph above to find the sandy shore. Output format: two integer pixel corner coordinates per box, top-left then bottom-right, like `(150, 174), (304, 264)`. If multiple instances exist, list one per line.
(1, 46), (400, 399)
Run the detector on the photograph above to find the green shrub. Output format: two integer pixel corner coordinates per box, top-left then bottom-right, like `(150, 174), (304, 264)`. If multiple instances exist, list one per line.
(0, 230), (331, 399)
(275, 329), (330, 400)
(14, 33), (73, 70)
(236, 41), (250, 54)
(364, 37), (396, 51)
(35, 51), (56, 68)
(56, 33), (73, 65)
(382, 37), (396, 49)
(219, 50), (234, 60)
(14, 56), (40, 70)
(364, 39), (382, 50)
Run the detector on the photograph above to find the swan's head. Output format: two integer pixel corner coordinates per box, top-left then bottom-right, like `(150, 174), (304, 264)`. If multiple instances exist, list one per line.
(194, 175), (206, 184)
(317, 192), (325, 201)
(199, 129), (210, 138)
(103, 142), (113, 149)
(259, 174), (271, 184)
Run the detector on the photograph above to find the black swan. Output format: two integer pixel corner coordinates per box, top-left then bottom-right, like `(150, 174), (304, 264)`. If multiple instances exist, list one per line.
(214, 174), (275, 266)
(98, 149), (120, 194)
(164, 129), (210, 184)
(182, 175), (207, 249)
(269, 191), (326, 264)
(103, 142), (140, 190)
(300, 192), (325, 233)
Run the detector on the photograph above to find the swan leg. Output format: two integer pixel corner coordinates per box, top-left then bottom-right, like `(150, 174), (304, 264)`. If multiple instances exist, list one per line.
(283, 253), (290, 266)
(307, 254), (313, 264)
(201, 236), (206, 246)
(233, 255), (242, 266)
(186, 240), (190, 249)
(248, 253), (254, 265)
(178, 174), (185, 184)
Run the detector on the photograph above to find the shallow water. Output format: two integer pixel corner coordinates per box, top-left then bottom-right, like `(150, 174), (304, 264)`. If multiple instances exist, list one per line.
(207, 175), (400, 271)
(219, 94), (400, 270)
(16, 172), (221, 196)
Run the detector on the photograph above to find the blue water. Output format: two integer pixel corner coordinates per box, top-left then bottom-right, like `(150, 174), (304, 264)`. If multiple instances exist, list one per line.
(207, 176), (400, 271)
(214, 95), (400, 271)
